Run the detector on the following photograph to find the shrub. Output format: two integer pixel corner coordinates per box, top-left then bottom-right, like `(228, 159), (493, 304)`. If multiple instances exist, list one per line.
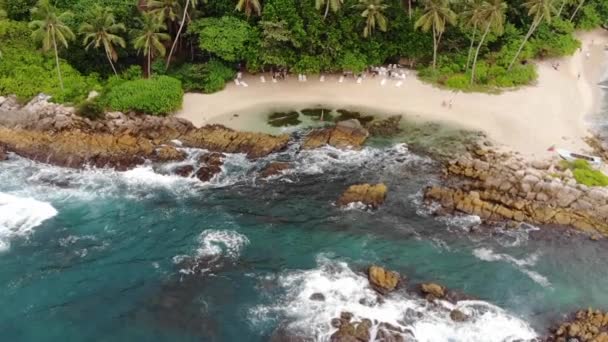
(189, 16), (256, 62)
(445, 74), (469, 89)
(103, 76), (183, 116)
(339, 51), (368, 73)
(76, 97), (105, 120)
(565, 159), (608, 187)
(171, 60), (235, 93)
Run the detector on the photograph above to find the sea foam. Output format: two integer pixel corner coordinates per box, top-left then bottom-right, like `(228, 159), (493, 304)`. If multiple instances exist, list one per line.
(250, 255), (538, 342)
(473, 247), (550, 287)
(0, 192), (58, 251)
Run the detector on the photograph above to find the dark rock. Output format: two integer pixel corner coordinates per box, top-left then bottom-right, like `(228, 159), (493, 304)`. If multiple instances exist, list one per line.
(340, 312), (353, 322)
(450, 309), (468, 322)
(309, 293), (325, 301)
(195, 153), (225, 182)
(365, 115), (402, 136)
(0, 146), (6, 161)
(154, 146), (187, 162)
(260, 162), (290, 178)
(302, 120), (369, 150)
(173, 165), (195, 177)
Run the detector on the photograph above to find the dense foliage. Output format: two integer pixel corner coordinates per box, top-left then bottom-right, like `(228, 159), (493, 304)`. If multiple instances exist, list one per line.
(0, 0), (605, 105)
(103, 76), (183, 115)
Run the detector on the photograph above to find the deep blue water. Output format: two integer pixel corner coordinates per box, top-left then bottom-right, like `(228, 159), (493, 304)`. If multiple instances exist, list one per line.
(1, 139), (608, 342)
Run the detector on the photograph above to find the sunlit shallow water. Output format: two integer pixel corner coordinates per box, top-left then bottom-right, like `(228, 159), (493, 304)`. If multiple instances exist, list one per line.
(1, 134), (607, 341)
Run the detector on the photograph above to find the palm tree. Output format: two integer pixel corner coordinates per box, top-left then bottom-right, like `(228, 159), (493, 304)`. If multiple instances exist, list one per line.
(470, 0), (506, 84)
(507, 0), (556, 71)
(316, 0), (343, 19)
(79, 6), (126, 76)
(461, 0), (486, 71)
(356, 0), (389, 38)
(147, 0), (182, 23)
(132, 13), (171, 77)
(569, 0), (585, 21)
(236, 0), (262, 17)
(0, 9), (6, 58)
(556, 0), (573, 16)
(415, 0), (456, 69)
(165, 0), (199, 71)
(29, 0), (75, 91)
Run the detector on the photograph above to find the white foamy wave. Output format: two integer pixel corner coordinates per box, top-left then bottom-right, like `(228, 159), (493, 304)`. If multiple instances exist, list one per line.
(250, 256), (537, 342)
(196, 229), (250, 259)
(473, 248), (550, 287)
(340, 201), (369, 211)
(0, 193), (58, 251)
(293, 143), (429, 176)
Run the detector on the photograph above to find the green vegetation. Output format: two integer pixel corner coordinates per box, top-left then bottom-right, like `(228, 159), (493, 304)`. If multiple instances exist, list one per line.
(0, 0), (605, 109)
(563, 159), (608, 187)
(103, 76), (183, 115)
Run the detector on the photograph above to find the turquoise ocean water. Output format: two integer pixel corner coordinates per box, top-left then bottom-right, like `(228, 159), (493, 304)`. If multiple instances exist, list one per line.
(1, 132), (608, 341)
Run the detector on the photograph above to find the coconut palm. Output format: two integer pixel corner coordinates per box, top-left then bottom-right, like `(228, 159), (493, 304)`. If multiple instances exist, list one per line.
(356, 0), (389, 38)
(507, 0), (556, 71)
(29, 0), (75, 91)
(236, 0), (262, 17)
(316, 0), (343, 19)
(165, 0), (200, 70)
(470, 0), (506, 84)
(556, 0), (573, 16)
(147, 0), (182, 23)
(415, 0), (456, 69)
(79, 6), (126, 76)
(569, 0), (585, 21)
(461, 0), (486, 71)
(132, 12), (170, 77)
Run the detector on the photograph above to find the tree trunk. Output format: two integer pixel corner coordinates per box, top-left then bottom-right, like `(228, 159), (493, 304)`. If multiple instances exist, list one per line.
(432, 24), (438, 69)
(508, 16), (541, 71)
(465, 23), (477, 71)
(106, 48), (118, 76)
(324, 0), (330, 19)
(148, 46), (152, 78)
(570, 0), (585, 21)
(471, 21), (492, 85)
(51, 29), (64, 91)
(166, 0), (190, 71)
(408, 0), (412, 20)
(557, 0), (566, 16)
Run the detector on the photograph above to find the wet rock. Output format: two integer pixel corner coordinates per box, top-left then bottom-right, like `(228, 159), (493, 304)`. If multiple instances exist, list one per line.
(364, 115), (402, 136)
(195, 153), (224, 182)
(302, 120), (369, 150)
(154, 146), (187, 162)
(450, 309), (468, 322)
(331, 318), (342, 328)
(368, 265), (400, 294)
(309, 293), (325, 301)
(173, 165), (194, 177)
(420, 283), (445, 299)
(0, 146), (6, 161)
(548, 308), (608, 341)
(340, 312), (353, 322)
(337, 184), (388, 209)
(260, 162), (290, 178)
(269, 325), (315, 342)
(181, 125), (289, 159)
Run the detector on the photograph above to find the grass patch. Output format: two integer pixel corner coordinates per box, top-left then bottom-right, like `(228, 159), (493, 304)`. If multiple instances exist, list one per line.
(334, 109), (375, 125)
(562, 159), (608, 187)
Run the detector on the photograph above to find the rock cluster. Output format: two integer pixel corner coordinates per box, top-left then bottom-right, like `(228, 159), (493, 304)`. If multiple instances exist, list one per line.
(0, 95), (20, 112)
(0, 99), (290, 171)
(195, 153), (225, 182)
(302, 119), (369, 150)
(424, 148), (608, 236)
(330, 312), (409, 342)
(548, 308), (608, 342)
(337, 184), (388, 209)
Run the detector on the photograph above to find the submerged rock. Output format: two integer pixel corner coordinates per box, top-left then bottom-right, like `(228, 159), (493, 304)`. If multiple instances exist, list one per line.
(337, 184), (388, 209)
(450, 309), (468, 322)
(173, 165), (195, 177)
(309, 293), (325, 301)
(302, 120), (369, 150)
(364, 115), (402, 137)
(260, 162), (291, 178)
(368, 265), (400, 294)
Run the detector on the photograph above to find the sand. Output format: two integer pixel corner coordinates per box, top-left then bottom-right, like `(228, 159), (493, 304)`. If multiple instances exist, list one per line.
(177, 29), (608, 158)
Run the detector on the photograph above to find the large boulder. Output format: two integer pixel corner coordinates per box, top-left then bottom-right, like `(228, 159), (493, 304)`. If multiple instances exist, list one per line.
(337, 184), (388, 209)
(420, 283), (445, 299)
(368, 265), (400, 294)
(364, 115), (402, 136)
(302, 120), (369, 150)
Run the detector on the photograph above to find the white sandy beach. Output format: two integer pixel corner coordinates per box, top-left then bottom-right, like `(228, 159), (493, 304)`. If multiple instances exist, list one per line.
(178, 29), (608, 158)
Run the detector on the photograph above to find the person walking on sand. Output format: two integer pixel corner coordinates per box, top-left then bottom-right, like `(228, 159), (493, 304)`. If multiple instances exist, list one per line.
(448, 99), (453, 109)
